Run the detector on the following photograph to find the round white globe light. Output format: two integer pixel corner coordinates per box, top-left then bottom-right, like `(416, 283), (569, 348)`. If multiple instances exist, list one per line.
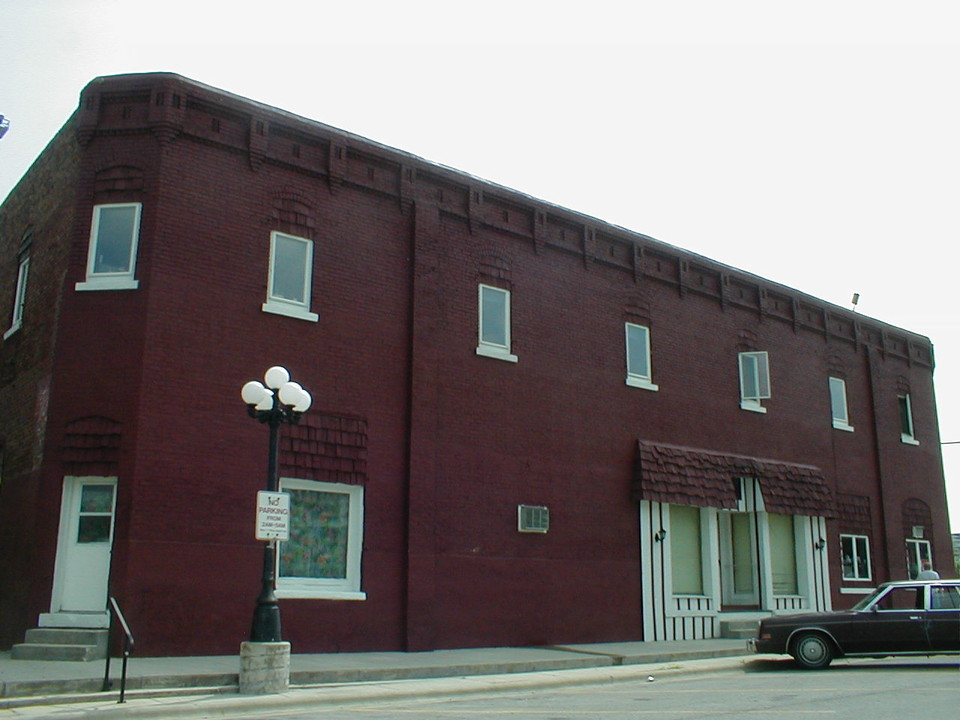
(241, 380), (268, 405)
(293, 390), (312, 413)
(279, 381), (304, 407)
(254, 389), (275, 411)
(264, 366), (290, 389)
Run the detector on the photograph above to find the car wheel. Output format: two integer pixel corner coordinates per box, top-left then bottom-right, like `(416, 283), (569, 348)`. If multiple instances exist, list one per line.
(790, 632), (834, 670)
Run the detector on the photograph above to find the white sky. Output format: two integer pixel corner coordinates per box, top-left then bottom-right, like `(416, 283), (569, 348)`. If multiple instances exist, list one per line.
(2, 1), (958, 533)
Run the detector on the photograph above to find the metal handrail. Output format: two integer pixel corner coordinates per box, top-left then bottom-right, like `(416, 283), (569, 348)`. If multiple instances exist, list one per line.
(102, 596), (135, 703)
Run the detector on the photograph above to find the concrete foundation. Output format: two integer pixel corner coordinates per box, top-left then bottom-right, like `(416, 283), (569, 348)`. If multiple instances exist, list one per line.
(239, 641), (291, 694)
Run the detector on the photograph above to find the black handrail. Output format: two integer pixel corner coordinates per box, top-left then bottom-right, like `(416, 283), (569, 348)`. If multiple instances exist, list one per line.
(102, 596), (135, 703)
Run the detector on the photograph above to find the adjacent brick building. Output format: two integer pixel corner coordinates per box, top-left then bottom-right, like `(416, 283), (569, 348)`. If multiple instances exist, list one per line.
(0, 73), (951, 657)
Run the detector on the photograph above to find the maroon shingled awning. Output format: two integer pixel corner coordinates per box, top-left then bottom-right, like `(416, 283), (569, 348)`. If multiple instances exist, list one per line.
(632, 440), (835, 518)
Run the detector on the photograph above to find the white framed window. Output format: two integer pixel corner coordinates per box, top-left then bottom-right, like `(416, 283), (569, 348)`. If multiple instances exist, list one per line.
(4, 255), (29, 339)
(276, 478), (365, 599)
(625, 322), (659, 391)
(262, 231), (318, 322)
(670, 504), (704, 595)
(829, 377), (854, 431)
(840, 534), (871, 581)
(76, 203), (142, 291)
(476, 284), (517, 362)
(768, 513), (798, 595)
(738, 351), (770, 412)
(904, 538), (932, 580)
(898, 394), (919, 445)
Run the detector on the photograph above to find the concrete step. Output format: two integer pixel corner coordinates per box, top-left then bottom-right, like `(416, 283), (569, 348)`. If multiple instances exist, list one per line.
(11, 642), (104, 662)
(11, 627), (108, 661)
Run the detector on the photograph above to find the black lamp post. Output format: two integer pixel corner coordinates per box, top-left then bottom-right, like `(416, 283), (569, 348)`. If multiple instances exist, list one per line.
(241, 366), (312, 643)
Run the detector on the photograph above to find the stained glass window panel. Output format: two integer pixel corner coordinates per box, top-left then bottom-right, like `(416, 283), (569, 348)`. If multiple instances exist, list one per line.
(280, 489), (350, 580)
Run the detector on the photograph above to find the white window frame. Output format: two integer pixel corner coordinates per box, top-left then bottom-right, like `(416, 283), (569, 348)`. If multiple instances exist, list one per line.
(840, 533), (872, 581)
(898, 394), (919, 445)
(275, 478), (365, 600)
(75, 203), (142, 291)
(625, 322), (659, 391)
(738, 351), (770, 412)
(829, 377), (854, 432)
(905, 538), (932, 580)
(262, 231), (319, 322)
(476, 284), (518, 363)
(4, 255), (29, 339)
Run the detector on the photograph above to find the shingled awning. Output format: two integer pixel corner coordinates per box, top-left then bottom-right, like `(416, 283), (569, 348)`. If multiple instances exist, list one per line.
(632, 440), (835, 518)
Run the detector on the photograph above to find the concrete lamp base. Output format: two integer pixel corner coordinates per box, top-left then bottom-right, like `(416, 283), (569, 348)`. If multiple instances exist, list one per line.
(239, 641), (291, 694)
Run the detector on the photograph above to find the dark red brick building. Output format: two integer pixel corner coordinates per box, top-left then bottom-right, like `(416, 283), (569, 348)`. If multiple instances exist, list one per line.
(0, 73), (951, 656)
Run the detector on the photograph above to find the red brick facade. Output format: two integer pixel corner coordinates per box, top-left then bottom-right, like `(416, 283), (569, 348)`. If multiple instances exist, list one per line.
(0, 73), (950, 656)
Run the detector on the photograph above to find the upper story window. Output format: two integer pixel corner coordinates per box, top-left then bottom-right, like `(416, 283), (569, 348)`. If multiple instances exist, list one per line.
(3, 254), (29, 340)
(625, 322), (658, 391)
(840, 534), (871, 581)
(76, 203), (141, 291)
(262, 231), (318, 322)
(476, 284), (517, 363)
(898, 394), (919, 445)
(829, 377), (854, 432)
(276, 478), (365, 599)
(738, 351), (770, 413)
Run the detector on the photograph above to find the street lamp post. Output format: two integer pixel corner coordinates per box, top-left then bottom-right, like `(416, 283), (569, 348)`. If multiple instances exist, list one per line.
(241, 366), (312, 643)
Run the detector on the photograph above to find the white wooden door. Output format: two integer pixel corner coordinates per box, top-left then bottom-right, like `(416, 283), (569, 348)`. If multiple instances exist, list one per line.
(52, 477), (117, 613)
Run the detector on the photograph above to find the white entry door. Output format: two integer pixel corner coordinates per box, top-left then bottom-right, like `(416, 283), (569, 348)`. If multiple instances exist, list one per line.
(51, 477), (117, 613)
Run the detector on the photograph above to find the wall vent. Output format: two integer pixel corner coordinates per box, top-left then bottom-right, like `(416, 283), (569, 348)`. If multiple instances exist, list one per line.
(518, 505), (549, 533)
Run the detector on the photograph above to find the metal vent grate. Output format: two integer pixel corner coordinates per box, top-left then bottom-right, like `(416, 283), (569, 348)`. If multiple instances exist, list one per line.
(518, 504), (549, 533)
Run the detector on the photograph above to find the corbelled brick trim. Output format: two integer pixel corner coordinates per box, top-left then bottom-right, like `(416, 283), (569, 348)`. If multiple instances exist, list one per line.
(633, 440), (835, 517)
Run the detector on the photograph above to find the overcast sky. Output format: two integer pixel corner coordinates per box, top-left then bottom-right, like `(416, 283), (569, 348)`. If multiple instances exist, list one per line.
(2, 1), (958, 534)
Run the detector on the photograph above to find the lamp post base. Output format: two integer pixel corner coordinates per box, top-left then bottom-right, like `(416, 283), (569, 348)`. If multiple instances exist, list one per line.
(250, 600), (282, 643)
(239, 641), (290, 694)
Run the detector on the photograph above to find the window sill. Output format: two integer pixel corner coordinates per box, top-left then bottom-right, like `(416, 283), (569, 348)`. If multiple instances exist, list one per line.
(900, 434), (920, 446)
(832, 420), (855, 432)
(76, 277), (139, 291)
(840, 586), (876, 594)
(3, 322), (21, 340)
(626, 376), (659, 391)
(262, 301), (319, 322)
(476, 345), (518, 363)
(275, 588), (366, 601)
(740, 400), (767, 413)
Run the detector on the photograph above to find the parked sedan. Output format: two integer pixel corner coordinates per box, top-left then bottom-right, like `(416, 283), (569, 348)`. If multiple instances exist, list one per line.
(749, 579), (960, 669)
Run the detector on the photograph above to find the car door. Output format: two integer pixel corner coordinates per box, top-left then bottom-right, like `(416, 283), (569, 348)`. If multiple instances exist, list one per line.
(927, 584), (960, 653)
(841, 585), (930, 654)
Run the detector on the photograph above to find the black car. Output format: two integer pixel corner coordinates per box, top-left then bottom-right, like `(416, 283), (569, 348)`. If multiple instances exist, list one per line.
(749, 579), (960, 669)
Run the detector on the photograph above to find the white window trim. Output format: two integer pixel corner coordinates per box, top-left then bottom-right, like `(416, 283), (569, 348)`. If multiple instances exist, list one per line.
(261, 231), (319, 322)
(905, 538), (932, 580)
(625, 322), (659, 391)
(4, 255), (29, 339)
(738, 351), (770, 413)
(275, 478), (365, 600)
(840, 533), (872, 582)
(898, 394), (919, 445)
(829, 377), (854, 432)
(476, 284), (518, 363)
(75, 203), (141, 291)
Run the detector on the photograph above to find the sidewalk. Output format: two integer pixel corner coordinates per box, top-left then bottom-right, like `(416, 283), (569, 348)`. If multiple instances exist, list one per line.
(0, 639), (752, 712)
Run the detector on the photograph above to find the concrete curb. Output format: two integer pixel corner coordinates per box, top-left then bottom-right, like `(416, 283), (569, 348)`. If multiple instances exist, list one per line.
(4, 655), (761, 720)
